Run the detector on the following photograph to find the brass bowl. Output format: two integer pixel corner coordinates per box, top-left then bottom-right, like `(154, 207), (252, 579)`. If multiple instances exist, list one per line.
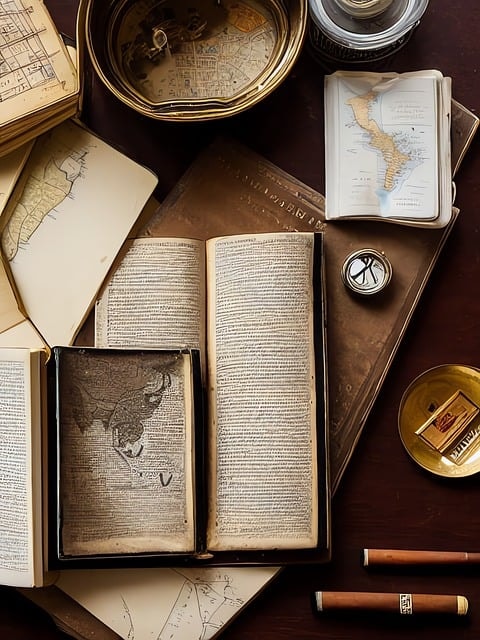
(398, 364), (480, 478)
(81, 0), (307, 120)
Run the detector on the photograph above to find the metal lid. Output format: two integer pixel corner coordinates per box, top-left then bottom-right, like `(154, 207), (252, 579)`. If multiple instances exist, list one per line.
(82, 0), (307, 121)
(308, 0), (429, 51)
(334, 0), (395, 19)
(341, 248), (392, 295)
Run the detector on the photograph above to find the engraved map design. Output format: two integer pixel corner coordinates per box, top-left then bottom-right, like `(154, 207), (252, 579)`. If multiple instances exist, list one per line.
(339, 74), (436, 217)
(1, 127), (86, 261)
(59, 350), (193, 555)
(61, 351), (181, 489)
(66, 353), (173, 484)
(158, 569), (244, 640)
(113, 0), (279, 103)
(0, 0), (59, 101)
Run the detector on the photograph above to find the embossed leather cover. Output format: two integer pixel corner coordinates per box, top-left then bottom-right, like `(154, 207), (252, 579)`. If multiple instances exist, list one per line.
(142, 133), (463, 492)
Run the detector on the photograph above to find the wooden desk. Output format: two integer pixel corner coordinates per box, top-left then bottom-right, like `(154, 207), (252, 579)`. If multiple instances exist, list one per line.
(3, 1), (480, 638)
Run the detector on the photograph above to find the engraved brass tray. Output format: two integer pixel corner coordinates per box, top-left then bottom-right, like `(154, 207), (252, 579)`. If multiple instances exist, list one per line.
(398, 364), (480, 478)
(82, 0), (306, 120)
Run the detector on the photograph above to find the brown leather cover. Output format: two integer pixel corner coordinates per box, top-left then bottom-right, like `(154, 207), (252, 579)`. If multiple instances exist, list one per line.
(141, 134), (461, 492)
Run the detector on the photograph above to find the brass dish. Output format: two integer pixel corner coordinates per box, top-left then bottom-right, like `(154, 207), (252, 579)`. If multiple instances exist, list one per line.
(82, 0), (306, 121)
(398, 364), (480, 478)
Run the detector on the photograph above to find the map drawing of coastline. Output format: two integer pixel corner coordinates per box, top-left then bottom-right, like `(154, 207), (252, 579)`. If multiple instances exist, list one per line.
(338, 73), (437, 219)
(0, 116), (158, 348)
(158, 569), (245, 640)
(56, 565), (280, 640)
(1, 125), (87, 261)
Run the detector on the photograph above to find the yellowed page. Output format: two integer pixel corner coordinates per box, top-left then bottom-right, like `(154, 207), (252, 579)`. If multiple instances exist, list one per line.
(95, 237), (206, 373)
(0, 347), (45, 587)
(0, 142), (33, 215)
(0, 0), (78, 127)
(1, 119), (158, 347)
(56, 566), (281, 640)
(206, 232), (318, 551)
(0, 257), (24, 334)
(0, 319), (46, 349)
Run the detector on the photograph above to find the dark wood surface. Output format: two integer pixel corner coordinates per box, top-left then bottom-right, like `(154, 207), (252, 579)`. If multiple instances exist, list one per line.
(3, 1), (480, 638)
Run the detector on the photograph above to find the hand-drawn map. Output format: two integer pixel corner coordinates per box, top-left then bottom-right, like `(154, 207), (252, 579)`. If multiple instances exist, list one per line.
(112, 0), (279, 103)
(1, 128), (86, 261)
(56, 565), (281, 640)
(58, 348), (195, 556)
(335, 73), (438, 219)
(0, 0), (77, 115)
(0, 0), (55, 97)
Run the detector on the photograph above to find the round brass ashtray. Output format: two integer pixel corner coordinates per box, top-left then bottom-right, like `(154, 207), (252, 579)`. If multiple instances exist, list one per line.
(398, 364), (480, 478)
(83, 0), (306, 121)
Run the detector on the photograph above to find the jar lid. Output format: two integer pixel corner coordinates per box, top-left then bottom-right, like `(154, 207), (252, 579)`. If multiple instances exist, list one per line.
(308, 0), (429, 51)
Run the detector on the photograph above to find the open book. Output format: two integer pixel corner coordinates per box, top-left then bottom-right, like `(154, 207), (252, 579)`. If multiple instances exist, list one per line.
(0, 118), (158, 347)
(324, 69), (452, 227)
(90, 231), (329, 565)
(0, 232), (328, 585)
(0, 347), (47, 588)
(0, 0), (81, 158)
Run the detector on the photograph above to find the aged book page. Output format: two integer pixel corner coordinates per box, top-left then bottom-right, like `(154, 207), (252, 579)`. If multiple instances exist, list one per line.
(0, 119), (158, 347)
(0, 142), (33, 215)
(96, 237), (206, 372)
(0, 319), (47, 350)
(0, 0), (79, 156)
(52, 565), (281, 640)
(0, 348), (45, 587)
(58, 349), (196, 556)
(0, 256), (24, 334)
(206, 233), (318, 551)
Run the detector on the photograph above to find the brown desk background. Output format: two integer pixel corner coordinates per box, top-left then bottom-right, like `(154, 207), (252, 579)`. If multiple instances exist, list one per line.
(3, 1), (480, 638)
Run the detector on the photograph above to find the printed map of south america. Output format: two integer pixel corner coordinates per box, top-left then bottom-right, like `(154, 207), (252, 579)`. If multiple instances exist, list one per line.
(337, 73), (438, 219)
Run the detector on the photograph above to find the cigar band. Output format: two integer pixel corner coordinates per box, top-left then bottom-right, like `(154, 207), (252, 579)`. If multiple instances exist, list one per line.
(399, 593), (413, 614)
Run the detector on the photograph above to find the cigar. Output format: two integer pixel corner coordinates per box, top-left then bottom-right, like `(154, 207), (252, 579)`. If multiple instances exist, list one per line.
(363, 548), (480, 567)
(312, 591), (469, 616)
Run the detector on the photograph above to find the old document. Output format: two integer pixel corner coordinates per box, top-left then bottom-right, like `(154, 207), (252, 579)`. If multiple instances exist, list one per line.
(59, 349), (195, 556)
(96, 237), (206, 370)
(206, 233), (318, 550)
(0, 348), (44, 587)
